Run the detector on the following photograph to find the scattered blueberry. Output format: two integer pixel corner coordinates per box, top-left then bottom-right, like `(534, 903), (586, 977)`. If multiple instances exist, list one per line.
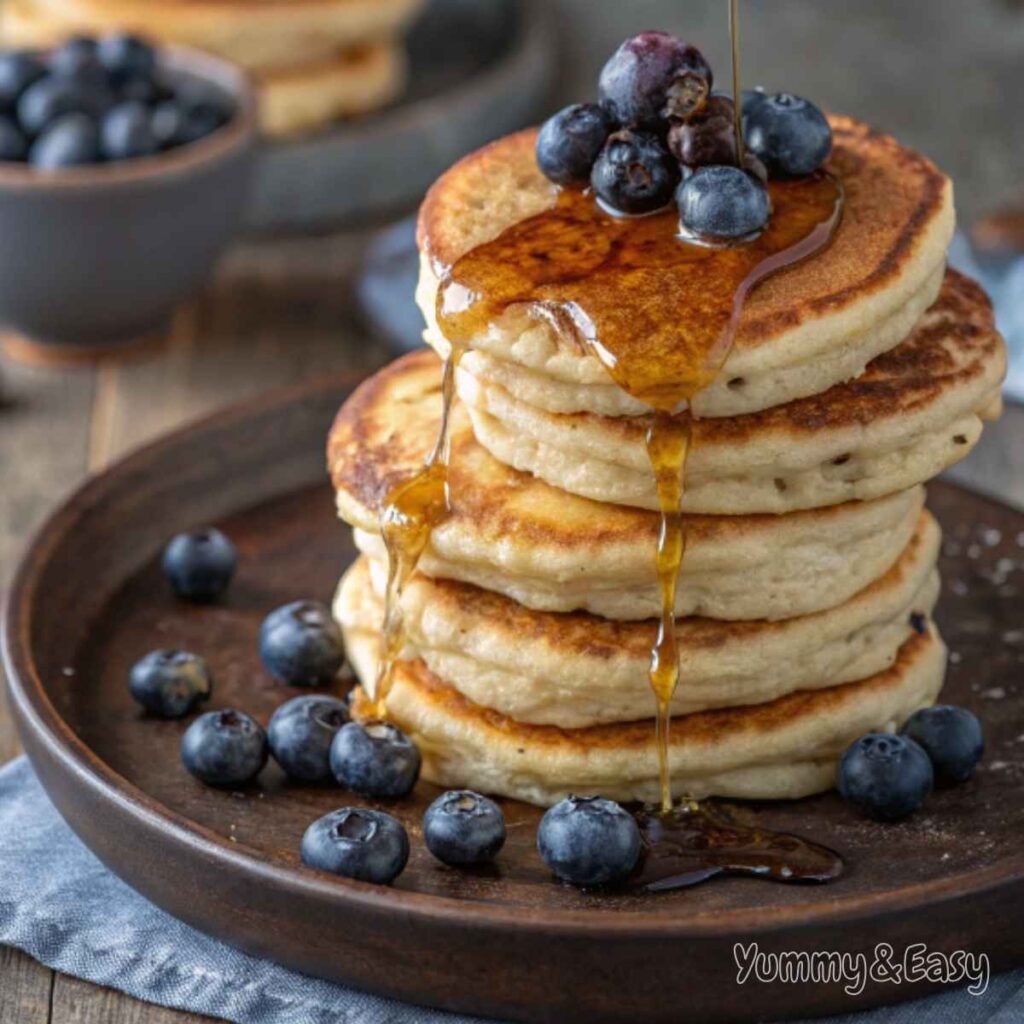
(330, 721), (421, 798)
(535, 102), (614, 187)
(259, 600), (345, 686)
(537, 795), (641, 886)
(744, 92), (832, 179)
(162, 527), (237, 603)
(423, 790), (506, 866)
(18, 77), (94, 135)
(29, 114), (100, 169)
(181, 709), (268, 787)
(837, 733), (933, 821)
(0, 116), (27, 161)
(677, 165), (770, 240)
(98, 34), (156, 83)
(591, 129), (679, 215)
(129, 649), (212, 718)
(101, 101), (158, 160)
(740, 87), (768, 120)
(0, 51), (45, 112)
(268, 694), (350, 782)
(301, 807), (409, 885)
(902, 705), (984, 784)
(598, 31), (712, 128)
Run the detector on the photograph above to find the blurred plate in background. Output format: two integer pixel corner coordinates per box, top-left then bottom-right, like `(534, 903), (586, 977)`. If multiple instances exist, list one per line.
(246, 0), (556, 234)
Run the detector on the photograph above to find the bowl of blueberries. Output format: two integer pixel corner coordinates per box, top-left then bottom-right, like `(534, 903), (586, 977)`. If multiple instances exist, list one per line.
(0, 33), (257, 364)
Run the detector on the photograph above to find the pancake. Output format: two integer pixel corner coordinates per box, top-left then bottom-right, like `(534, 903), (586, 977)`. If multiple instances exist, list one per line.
(257, 43), (405, 137)
(415, 119), (955, 420)
(328, 350), (927, 621)
(345, 628), (947, 806)
(335, 508), (939, 726)
(460, 269), (1005, 514)
(0, 0), (424, 72)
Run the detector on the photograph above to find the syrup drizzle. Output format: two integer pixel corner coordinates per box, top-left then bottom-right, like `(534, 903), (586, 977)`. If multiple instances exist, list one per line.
(374, 343), (464, 714)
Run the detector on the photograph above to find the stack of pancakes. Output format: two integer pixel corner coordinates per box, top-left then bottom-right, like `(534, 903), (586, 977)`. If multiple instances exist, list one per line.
(328, 118), (1007, 808)
(0, 0), (424, 135)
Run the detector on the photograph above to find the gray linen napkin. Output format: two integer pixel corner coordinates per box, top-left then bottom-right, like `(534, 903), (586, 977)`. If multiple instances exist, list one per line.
(0, 756), (1020, 1024)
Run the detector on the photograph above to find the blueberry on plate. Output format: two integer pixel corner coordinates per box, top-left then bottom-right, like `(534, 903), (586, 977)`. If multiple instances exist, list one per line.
(301, 807), (409, 885)
(98, 34), (156, 84)
(330, 720), (421, 798)
(162, 527), (237, 603)
(535, 102), (614, 187)
(101, 100), (159, 160)
(591, 129), (679, 216)
(259, 600), (345, 686)
(29, 113), (100, 169)
(423, 790), (506, 866)
(0, 116), (27, 161)
(744, 92), (832, 179)
(18, 77), (94, 136)
(902, 705), (984, 784)
(537, 795), (641, 886)
(677, 165), (770, 240)
(598, 31), (712, 128)
(837, 733), (933, 821)
(0, 51), (45, 112)
(267, 694), (350, 782)
(129, 649), (213, 718)
(181, 709), (268, 787)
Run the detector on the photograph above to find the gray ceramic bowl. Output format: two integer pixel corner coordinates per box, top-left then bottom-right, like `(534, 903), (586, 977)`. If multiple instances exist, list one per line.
(0, 46), (257, 365)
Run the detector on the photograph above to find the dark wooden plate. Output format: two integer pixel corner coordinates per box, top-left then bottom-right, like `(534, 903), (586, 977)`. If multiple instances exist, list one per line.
(3, 376), (1023, 1024)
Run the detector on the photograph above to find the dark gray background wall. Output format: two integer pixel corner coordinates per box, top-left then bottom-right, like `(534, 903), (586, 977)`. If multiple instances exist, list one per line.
(553, 0), (1024, 225)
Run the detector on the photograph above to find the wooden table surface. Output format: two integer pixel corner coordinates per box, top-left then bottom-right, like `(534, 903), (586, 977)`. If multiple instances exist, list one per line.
(0, 229), (1022, 1022)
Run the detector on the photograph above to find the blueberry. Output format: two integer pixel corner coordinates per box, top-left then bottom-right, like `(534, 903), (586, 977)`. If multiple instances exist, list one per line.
(49, 37), (110, 93)
(162, 528), (237, 603)
(744, 92), (832, 179)
(18, 77), (95, 135)
(301, 807), (409, 885)
(667, 93), (738, 169)
(118, 76), (162, 105)
(259, 600), (345, 686)
(29, 113), (100, 169)
(267, 695), (350, 782)
(590, 129), (679, 215)
(0, 52), (45, 112)
(598, 32), (712, 129)
(181, 709), (268, 787)
(101, 101), (158, 160)
(172, 79), (233, 145)
(98, 34), (156, 83)
(537, 795), (641, 886)
(677, 165), (770, 240)
(330, 721), (420, 798)
(151, 100), (184, 148)
(837, 733), (933, 821)
(902, 705), (984, 784)
(423, 790), (505, 866)
(0, 116), (27, 161)
(129, 649), (212, 718)
(535, 102), (614, 187)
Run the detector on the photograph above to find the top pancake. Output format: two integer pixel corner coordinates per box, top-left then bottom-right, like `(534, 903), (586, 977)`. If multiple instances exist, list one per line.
(416, 119), (955, 418)
(1, 0), (425, 72)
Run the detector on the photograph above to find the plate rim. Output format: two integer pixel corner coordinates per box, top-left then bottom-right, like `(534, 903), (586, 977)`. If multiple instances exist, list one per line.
(4, 375), (1023, 940)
